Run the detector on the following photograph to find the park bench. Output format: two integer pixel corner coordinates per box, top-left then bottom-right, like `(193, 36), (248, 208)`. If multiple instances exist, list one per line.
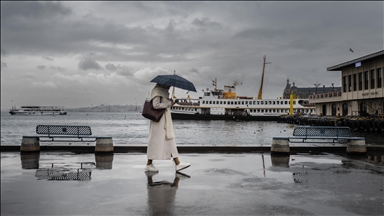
(288, 126), (355, 143)
(271, 126), (366, 154)
(21, 125), (114, 152)
(36, 125), (98, 142)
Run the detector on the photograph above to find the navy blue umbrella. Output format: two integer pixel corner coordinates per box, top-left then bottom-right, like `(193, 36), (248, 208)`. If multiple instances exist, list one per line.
(150, 74), (197, 92)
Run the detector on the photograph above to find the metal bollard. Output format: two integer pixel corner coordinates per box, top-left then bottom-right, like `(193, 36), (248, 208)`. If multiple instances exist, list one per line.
(346, 138), (366, 154)
(20, 136), (40, 152)
(271, 137), (290, 154)
(95, 137), (114, 153)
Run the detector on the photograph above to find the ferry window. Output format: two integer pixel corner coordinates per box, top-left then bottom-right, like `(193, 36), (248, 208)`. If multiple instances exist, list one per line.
(220, 101), (222, 104)
(370, 69), (375, 89)
(277, 101), (279, 105)
(285, 101), (288, 105)
(342, 76), (347, 92)
(273, 109), (275, 112)
(269, 101), (271, 105)
(224, 101), (226, 105)
(364, 71), (368, 90)
(353, 74), (357, 91)
(378, 68), (382, 88)
(273, 101), (275, 105)
(242, 101), (244, 105)
(348, 75), (352, 91)
(231, 101), (234, 105)
(358, 72), (362, 90)
(293, 101), (296, 105)
(261, 101), (264, 105)
(209, 101), (212, 104)
(257, 101), (260, 105)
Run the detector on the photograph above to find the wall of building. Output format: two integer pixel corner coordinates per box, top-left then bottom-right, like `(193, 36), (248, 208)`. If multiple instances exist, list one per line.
(341, 57), (384, 100)
(311, 54), (384, 117)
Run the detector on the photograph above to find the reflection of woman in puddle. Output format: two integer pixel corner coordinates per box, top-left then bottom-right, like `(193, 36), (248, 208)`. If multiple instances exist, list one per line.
(145, 172), (190, 215)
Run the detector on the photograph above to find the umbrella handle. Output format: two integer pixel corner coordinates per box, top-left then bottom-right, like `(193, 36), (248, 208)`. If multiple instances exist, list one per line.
(172, 86), (176, 98)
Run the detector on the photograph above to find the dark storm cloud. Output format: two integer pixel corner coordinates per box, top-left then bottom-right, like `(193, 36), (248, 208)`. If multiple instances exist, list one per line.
(105, 63), (117, 71)
(233, 28), (288, 40)
(36, 65), (46, 70)
(191, 18), (222, 30)
(1, 48), (7, 56)
(42, 56), (54, 61)
(1, 2), (151, 57)
(1, 1), (71, 19)
(78, 58), (103, 71)
(1, 1), (382, 109)
(105, 63), (135, 77)
(50, 66), (67, 72)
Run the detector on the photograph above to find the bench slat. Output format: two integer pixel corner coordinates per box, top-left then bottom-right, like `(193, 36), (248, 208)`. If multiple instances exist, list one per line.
(293, 126), (351, 138)
(36, 125), (92, 136)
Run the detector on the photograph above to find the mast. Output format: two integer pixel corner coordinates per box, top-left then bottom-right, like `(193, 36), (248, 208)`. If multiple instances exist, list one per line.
(257, 55), (271, 99)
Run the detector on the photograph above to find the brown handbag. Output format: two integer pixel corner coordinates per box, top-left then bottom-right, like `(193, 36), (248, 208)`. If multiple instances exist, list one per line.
(142, 98), (166, 122)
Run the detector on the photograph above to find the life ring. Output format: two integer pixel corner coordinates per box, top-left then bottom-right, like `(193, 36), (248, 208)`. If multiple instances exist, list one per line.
(333, 92), (337, 96)
(338, 92), (341, 96)
(324, 93), (328, 98)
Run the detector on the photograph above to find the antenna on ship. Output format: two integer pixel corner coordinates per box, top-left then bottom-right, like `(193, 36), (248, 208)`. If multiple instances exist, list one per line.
(212, 78), (217, 90)
(257, 55), (271, 100)
(172, 70), (177, 99)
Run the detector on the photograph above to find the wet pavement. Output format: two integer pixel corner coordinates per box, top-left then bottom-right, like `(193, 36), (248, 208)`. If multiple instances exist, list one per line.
(1, 151), (384, 215)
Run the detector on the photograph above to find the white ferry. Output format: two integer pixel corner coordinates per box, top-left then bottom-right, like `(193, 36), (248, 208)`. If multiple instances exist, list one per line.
(171, 56), (315, 121)
(9, 106), (67, 115)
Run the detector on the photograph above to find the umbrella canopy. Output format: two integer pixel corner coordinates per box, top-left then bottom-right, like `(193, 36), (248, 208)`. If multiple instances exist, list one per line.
(150, 74), (197, 92)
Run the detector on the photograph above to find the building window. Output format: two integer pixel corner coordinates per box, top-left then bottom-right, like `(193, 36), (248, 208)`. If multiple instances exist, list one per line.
(377, 68), (382, 88)
(348, 75), (352, 91)
(370, 69), (375, 89)
(343, 76), (347, 92)
(364, 71), (368, 90)
(353, 74), (357, 91)
(358, 72), (362, 90)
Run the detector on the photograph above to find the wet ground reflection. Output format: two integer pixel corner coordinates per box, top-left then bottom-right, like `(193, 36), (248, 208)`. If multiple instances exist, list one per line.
(2, 152), (382, 215)
(146, 171), (190, 215)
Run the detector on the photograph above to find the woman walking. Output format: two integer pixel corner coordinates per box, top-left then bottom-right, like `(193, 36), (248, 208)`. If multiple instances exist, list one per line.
(145, 83), (190, 172)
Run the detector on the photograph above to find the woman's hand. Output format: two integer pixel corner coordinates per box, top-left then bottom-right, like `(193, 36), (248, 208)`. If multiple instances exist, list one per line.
(171, 99), (176, 106)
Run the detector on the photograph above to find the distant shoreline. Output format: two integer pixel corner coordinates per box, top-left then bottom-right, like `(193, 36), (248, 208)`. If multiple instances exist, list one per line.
(1, 104), (143, 113)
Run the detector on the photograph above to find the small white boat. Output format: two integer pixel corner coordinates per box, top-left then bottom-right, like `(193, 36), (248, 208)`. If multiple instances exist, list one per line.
(9, 106), (67, 115)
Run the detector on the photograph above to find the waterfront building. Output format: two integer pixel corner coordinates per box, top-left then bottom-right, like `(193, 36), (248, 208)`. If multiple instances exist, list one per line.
(309, 50), (384, 117)
(282, 79), (341, 99)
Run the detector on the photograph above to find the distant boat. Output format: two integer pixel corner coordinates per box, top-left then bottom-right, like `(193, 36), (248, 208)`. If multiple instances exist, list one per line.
(9, 106), (67, 115)
(171, 56), (315, 121)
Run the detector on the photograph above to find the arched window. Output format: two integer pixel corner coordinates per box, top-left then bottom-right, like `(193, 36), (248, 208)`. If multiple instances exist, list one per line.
(342, 103), (348, 116)
(359, 102), (368, 116)
(322, 104), (327, 116)
(331, 104), (336, 116)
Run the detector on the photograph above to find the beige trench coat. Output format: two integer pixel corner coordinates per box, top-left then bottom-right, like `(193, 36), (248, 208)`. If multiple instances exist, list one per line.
(147, 96), (179, 160)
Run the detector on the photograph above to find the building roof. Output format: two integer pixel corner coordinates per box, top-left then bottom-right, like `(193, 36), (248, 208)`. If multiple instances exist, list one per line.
(327, 50), (384, 71)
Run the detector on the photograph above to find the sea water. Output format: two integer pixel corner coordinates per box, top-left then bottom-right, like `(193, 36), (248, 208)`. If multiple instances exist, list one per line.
(1, 111), (294, 146)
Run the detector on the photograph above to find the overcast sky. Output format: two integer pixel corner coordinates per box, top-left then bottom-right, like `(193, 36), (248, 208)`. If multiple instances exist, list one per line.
(1, 1), (383, 109)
